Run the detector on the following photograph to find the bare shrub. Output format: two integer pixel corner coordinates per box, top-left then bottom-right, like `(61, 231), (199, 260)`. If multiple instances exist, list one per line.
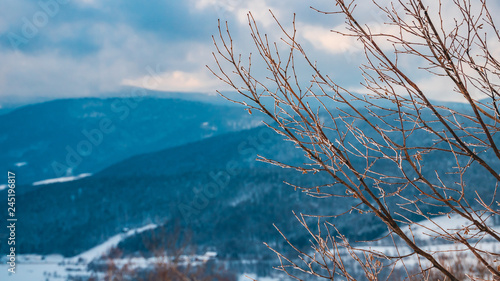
(91, 226), (235, 281)
(210, 0), (500, 280)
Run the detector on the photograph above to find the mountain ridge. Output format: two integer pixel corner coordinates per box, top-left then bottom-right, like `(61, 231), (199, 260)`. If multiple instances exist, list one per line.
(0, 96), (259, 184)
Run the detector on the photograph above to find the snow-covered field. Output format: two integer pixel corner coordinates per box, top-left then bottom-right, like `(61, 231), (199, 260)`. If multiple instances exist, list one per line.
(0, 254), (87, 281)
(32, 173), (92, 186)
(0, 224), (156, 281)
(1, 215), (497, 280)
(0, 172), (92, 191)
(0, 251), (229, 281)
(238, 274), (280, 281)
(402, 213), (500, 241)
(333, 214), (500, 272)
(70, 224), (157, 263)
(0, 224), (234, 281)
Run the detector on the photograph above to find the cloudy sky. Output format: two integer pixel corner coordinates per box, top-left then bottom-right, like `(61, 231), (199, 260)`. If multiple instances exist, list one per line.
(0, 0), (384, 103)
(1, 0), (498, 104)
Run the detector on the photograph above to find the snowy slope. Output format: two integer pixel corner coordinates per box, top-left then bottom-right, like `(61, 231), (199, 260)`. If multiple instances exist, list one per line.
(0, 224), (157, 281)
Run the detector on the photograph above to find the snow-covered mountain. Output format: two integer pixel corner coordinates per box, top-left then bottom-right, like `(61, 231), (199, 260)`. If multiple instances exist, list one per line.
(0, 97), (259, 185)
(2, 97), (499, 280)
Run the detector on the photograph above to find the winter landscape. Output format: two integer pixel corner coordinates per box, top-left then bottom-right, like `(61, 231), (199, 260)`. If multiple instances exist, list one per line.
(2, 0), (500, 280)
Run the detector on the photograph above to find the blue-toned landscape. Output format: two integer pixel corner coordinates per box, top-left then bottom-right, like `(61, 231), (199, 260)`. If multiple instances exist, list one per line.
(2, 0), (500, 280)
(0, 95), (498, 280)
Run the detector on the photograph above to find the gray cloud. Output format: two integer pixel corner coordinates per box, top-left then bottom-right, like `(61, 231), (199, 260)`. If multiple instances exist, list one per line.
(0, 0), (428, 102)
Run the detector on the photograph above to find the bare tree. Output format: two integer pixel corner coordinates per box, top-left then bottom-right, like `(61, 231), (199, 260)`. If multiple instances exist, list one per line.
(92, 227), (235, 281)
(209, 0), (500, 280)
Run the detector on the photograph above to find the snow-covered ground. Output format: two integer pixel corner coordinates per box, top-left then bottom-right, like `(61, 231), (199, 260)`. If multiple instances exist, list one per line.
(32, 173), (92, 186)
(92, 251), (219, 273)
(239, 273), (280, 281)
(1, 215), (497, 280)
(70, 224), (157, 263)
(0, 224), (226, 281)
(403, 213), (500, 241)
(0, 224), (157, 281)
(0, 251), (224, 281)
(0, 173), (92, 191)
(0, 254), (87, 281)
(333, 214), (500, 271)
